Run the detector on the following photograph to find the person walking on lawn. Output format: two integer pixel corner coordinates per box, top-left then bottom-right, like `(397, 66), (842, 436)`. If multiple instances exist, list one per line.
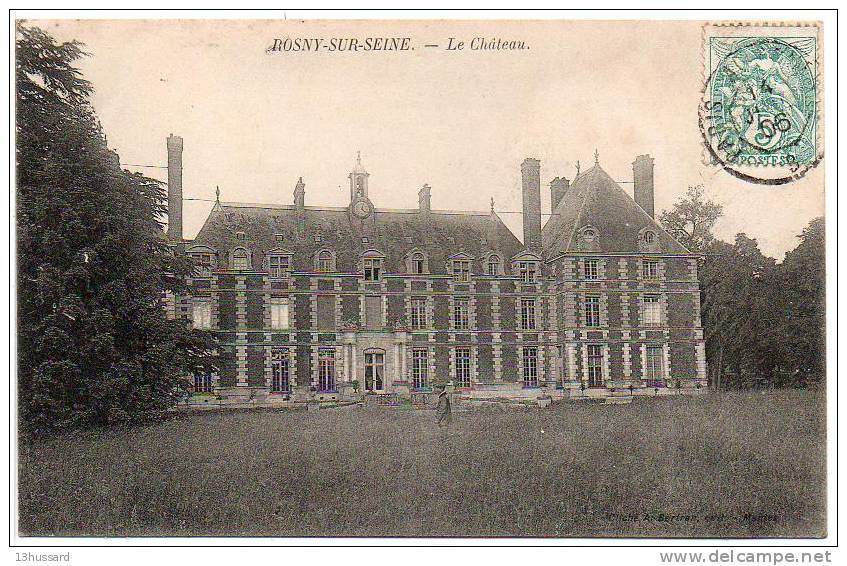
(436, 386), (452, 428)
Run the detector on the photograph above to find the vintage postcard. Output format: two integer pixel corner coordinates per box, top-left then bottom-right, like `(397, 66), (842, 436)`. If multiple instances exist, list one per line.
(11, 11), (834, 555)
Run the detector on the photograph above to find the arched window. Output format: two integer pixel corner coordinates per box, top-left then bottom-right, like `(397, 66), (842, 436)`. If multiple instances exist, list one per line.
(638, 227), (661, 252)
(231, 247), (251, 270)
(582, 227), (597, 243)
(411, 252), (426, 274)
(316, 250), (334, 272)
(487, 254), (501, 276)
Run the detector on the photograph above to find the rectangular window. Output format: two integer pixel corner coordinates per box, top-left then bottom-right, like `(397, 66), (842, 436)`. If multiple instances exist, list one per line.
(517, 261), (537, 283)
(645, 345), (665, 383)
(452, 260), (471, 282)
(193, 371), (213, 393)
(455, 347), (471, 388)
(317, 295), (335, 329)
(192, 253), (214, 278)
(192, 299), (211, 330)
(271, 348), (290, 393)
(318, 349), (336, 392)
(642, 259), (659, 280)
(410, 297), (427, 330)
(584, 295), (600, 327)
(268, 255), (290, 279)
(270, 297), (290, 330)
(412, 349), (429, 390)
(522, 347), (538, 387)
(365, 295), (383, 330)
(411, 254), (426, 274)
(520, 298), (537, 330)
(453, 297), (470, 330)
(587, 344), (604, 387)
(363, 258), (382, 281)
(643, 294), (662, 327)
(584, 259), (599, 280)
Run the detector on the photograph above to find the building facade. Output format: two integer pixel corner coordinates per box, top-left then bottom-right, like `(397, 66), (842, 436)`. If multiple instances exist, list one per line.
(166, 135), (707, 405)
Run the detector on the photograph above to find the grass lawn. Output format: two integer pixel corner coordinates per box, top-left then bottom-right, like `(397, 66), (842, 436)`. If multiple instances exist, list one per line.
(18, 390), (826, 538)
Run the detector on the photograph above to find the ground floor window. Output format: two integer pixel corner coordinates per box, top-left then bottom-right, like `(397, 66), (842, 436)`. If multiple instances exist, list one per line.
(364, 350), (385, 391)
(587, 344), (604, 387)
(192, 298), (211, 330)
(455, 347), (471, 388)
(412, 349), (428, 389)
(523, 347), (538, 387)
(271, 348), (290, 393)
(645, 345), (665, 386)
(193, 371), (213, 393)
(318, 349), (336, 392)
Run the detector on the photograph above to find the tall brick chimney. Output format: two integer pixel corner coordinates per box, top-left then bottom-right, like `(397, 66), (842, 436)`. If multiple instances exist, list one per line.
(521, 158), (542, 250)
(550, 176), (570, 212)
(294, 177), (305, 210)
(633, 154), (655, 218)
(166, 134), (183, 242)
(418, 184), (431, 214)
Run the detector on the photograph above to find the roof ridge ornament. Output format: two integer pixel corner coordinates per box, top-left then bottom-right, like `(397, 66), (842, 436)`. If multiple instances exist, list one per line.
(594, 148), (599, 165)
(575, 160), (580, 177)
(215, 185), (220, 203)
(490, 196), (495, 213)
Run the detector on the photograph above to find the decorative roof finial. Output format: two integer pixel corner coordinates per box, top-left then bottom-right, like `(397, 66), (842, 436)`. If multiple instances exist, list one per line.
(215, 185), (220, 203)
(490, 196), (495, 213)
(575, 160), (581, 176)
(594, 148), (599, 165)
(356, 150), (361, 165)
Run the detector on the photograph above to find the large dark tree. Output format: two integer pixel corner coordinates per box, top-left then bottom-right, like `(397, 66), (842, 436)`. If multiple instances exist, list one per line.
(16, 24), (214, 434)
(768, 218), (826, 386)
(661, 181), (825, 390)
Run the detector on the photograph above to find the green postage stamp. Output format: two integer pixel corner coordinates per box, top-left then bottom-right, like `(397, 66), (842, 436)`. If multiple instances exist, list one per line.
(701, 23), (821, 184)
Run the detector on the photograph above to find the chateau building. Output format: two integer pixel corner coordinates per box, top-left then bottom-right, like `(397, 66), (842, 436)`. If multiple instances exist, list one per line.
(165, 135), (707, 404)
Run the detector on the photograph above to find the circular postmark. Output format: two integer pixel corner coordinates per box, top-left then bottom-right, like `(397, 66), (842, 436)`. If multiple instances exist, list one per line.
(700, 36), (820, 185)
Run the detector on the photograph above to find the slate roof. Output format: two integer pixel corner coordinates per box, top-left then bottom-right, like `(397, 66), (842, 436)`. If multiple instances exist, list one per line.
(541, 164), (691, 257)
(191, 201), (526, 274)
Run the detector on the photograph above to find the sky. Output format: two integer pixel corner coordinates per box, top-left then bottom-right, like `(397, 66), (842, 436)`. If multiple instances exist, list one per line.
(31, 18), (825, 259)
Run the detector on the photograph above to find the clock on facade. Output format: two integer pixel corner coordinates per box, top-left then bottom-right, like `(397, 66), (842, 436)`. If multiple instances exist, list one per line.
(351, 199), (373, 219)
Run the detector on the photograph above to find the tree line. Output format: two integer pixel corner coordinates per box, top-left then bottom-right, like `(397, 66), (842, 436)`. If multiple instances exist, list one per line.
(660, 186), (825, 390)
(16, 24), (825, 435)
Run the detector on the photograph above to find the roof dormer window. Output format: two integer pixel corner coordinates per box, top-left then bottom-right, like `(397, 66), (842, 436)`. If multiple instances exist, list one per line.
(188, 246), (218, 278)
(266, 252), (292, 279)
(516, 260), (538, 283)
(638, 227), (662, 253)
(578, 225), (601, 252)
(407, 251), (428, 275)
(231, 247), (251, 271)
(364, 257), (382, 281)
(315, 249), (335, 272)
(486, 254), (502, 276)
(452, 259), (471, 282)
